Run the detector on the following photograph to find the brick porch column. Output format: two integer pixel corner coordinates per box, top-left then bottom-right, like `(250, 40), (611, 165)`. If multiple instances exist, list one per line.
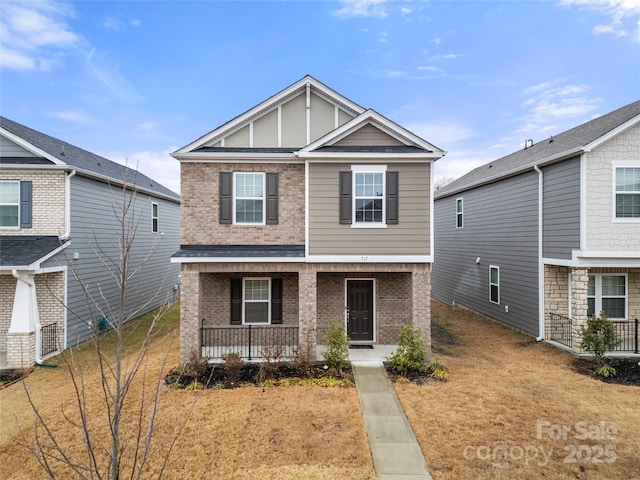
(570, 267), (589, 353)
(298, 266), (317, 360)
(412, 264), (432, 360)
(180, 268), (201, 364)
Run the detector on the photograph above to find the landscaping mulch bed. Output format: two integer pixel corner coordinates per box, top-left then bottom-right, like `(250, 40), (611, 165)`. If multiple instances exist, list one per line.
(0, 368), (32, 389)
(573, 357), (640, 385)
(165, 361), (354, 389)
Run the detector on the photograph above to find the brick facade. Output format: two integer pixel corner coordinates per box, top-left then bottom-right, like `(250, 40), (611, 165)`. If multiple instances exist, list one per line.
(0, 170), (66, 236)
(180, 162), (305, 245)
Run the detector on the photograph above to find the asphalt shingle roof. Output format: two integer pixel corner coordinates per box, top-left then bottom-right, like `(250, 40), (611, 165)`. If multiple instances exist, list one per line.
(1, 116), (179, 201)
(0, 236), (66, 267)
(436, 100), (640, 198)
(173, 244), (305, 258)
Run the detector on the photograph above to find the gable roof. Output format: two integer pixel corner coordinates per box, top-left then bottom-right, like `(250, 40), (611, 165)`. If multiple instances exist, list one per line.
(0, 116), (180, 202)
(172, 75), (445, 160)
(0, 236), (68, 269)
(436, 100), (640, 198)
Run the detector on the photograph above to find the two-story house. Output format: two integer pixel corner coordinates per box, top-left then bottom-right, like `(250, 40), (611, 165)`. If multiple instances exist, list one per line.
(0, 117), (181, 369)
(432, 100), (640, 353)
(171, 75), (445, 363)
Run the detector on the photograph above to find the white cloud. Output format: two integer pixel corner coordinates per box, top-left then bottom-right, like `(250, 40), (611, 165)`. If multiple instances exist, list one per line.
(138, 122), (156, 131)
(521, 81), (600, 127)
(430, 53), (462, 61)
(106, 148), (180, 195)
(49, 110), (93, 123)
(101, 16), (124, 31)
(332, 0), (388, 19)
(559, 0), (640, 40)
(404, 121), (477, 150)
(0, 0), (79, 71)
(83, 48), (140, 101)
(401, 5), (414, 15)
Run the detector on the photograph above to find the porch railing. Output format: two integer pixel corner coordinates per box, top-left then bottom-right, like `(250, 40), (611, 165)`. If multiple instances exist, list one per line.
(547, 313), (639, 354)
(547, 313), (572, 348)
(200, 323), (299, 360)
(41, 323), (59, 357)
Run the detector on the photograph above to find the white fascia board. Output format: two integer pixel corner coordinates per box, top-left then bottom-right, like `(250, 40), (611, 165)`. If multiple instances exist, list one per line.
(583, 114), (640, 152)
(302, 152), (443, 161)
(173, 152), (300, 162)
(174, 76), (366, 154)
(0, 128), (67, 166)
(28, 242), (70, 270)
(171, 256), (304, 264)
(299, 109), (446, 154)
(545, 250), (640, 268)
(306, 255), (433, 263)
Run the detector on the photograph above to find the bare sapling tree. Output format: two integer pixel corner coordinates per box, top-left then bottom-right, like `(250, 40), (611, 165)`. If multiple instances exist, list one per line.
(16, 168), (203, 479)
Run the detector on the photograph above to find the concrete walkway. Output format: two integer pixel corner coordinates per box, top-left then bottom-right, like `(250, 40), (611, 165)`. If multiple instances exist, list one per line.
(352, 362), (433, 480)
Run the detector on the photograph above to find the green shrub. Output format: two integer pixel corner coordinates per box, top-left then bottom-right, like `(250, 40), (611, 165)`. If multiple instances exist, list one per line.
(322, 319), (350, 373)
(426, 360), (449, 381)
(580, 312), (621, 377)
(388, 325), (428, 375)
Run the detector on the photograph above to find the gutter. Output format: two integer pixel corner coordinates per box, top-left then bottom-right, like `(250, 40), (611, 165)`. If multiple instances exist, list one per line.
(11, 270), (43, 365)
(60, 169), (76, 240)
(534, 165), (544, 341)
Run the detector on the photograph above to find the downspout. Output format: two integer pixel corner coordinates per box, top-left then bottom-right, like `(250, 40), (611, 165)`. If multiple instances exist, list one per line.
(534, 165), (544, 341)
(11, 270), (43, 364)
(60, 169), (76, 240)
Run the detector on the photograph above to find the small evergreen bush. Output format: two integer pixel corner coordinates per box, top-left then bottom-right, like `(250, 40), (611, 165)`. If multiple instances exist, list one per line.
(322, 319), (350, 373)
(580, 312), (621, 377)
(388, 325), (428, 374)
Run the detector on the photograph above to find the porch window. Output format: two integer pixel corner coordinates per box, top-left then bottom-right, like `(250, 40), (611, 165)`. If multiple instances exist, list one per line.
(587, 274), (627, 320)
(615, 167), (640, 218)
(456, 198), (463, 228)
(234, 172), (265, 224)
(243, 278), (270, 323)
(489, 266), (500, 304)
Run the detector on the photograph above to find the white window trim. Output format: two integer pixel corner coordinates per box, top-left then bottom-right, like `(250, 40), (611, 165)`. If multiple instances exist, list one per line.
(0, 180), (20, 228)
(611, 161), (640, 223)
(489, 265), (500, 305)
(233, 172), (266, 225)
(242, 277), (271, 325)
(351, 164), (387, 229)
(456, 197), (463, 229)
(151, 201), (159, 233)
(587, 273), (627, 321)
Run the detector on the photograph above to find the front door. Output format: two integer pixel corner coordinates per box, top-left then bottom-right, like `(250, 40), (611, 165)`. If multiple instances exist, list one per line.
(347, 280), (374, 342)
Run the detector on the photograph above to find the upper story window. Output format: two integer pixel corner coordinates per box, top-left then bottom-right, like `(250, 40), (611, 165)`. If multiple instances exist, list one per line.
(0, 181), (20, 227)
(151, 202), (159, 233)
(456, 198), (463, 228)
(489, 265), (500, 304)
(234, 172), (265, 224)
(587, 274), (627, 320)
(0, 180), (31, 228)
(615, 167), (640, 218)
(339, 165), (398, 228)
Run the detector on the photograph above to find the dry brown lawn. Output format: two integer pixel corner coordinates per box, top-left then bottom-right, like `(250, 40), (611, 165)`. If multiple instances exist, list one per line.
(0, 306), (374, 480)
(397, 301), (640, 480)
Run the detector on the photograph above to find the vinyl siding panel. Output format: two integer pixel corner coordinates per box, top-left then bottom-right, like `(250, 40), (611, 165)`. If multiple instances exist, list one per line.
(432, 171), (539, 336)
(281, 93), (306, 147)
(310, 93), (336, 142)
(0, 135), (37, 157)
(308, 162), (431, 255)
(338, 109), (353, 126)
(253, 109), (278, 147)
(50, 175), (180, 346)
(542, 157), (580, 259)
(225, 125), (250, 147)
(333, 124), (404, 146)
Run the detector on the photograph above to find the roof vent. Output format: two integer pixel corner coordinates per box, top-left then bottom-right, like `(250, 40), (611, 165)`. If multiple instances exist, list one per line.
(549, 136), (554, 143)
(524, 139), (533, 149)
(60, 145), (65, 156)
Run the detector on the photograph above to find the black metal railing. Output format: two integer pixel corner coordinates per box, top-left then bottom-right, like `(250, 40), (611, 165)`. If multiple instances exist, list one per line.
(611, 319), (639, 354)
(547, 312), (573, 348)
(41, 323), (59, 357)
(200, 323), (299, 360)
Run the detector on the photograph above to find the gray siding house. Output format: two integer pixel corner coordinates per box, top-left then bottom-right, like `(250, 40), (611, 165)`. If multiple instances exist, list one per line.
(172, 75), (445, 363)
(433, 100), (640, 353)
(0, 117), (180, 368)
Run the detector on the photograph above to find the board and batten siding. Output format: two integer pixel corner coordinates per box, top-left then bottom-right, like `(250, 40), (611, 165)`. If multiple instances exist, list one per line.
(0, 135), (38, 157)
(432, 171), (539, 336)
(308, 162), (431, 256)
(47, 175), (180, 347)
(542, 157), (581, 260)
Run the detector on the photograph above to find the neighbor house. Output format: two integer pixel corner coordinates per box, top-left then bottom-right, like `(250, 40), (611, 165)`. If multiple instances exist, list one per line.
(432, 100), (640, 353)
(0, 117), (181, 368)
(171, 75), (445, 363)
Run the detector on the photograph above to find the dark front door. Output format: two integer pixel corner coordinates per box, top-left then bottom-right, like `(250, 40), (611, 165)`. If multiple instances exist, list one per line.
(347, 280), (374, 342)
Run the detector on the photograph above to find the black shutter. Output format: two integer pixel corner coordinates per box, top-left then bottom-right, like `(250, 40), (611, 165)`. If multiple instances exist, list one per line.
(271, 278), (283, 324)
(339, 171), (352, 224)
(386, 171), (398, 225)
(20, 181), (32, 228)
(230, 279), (242, 325)
(219, 172), (232, 224)
(266, 172), (279, 225)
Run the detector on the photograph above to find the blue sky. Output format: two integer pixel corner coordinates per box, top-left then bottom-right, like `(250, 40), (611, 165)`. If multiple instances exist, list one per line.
(1, 0), (639, 194)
